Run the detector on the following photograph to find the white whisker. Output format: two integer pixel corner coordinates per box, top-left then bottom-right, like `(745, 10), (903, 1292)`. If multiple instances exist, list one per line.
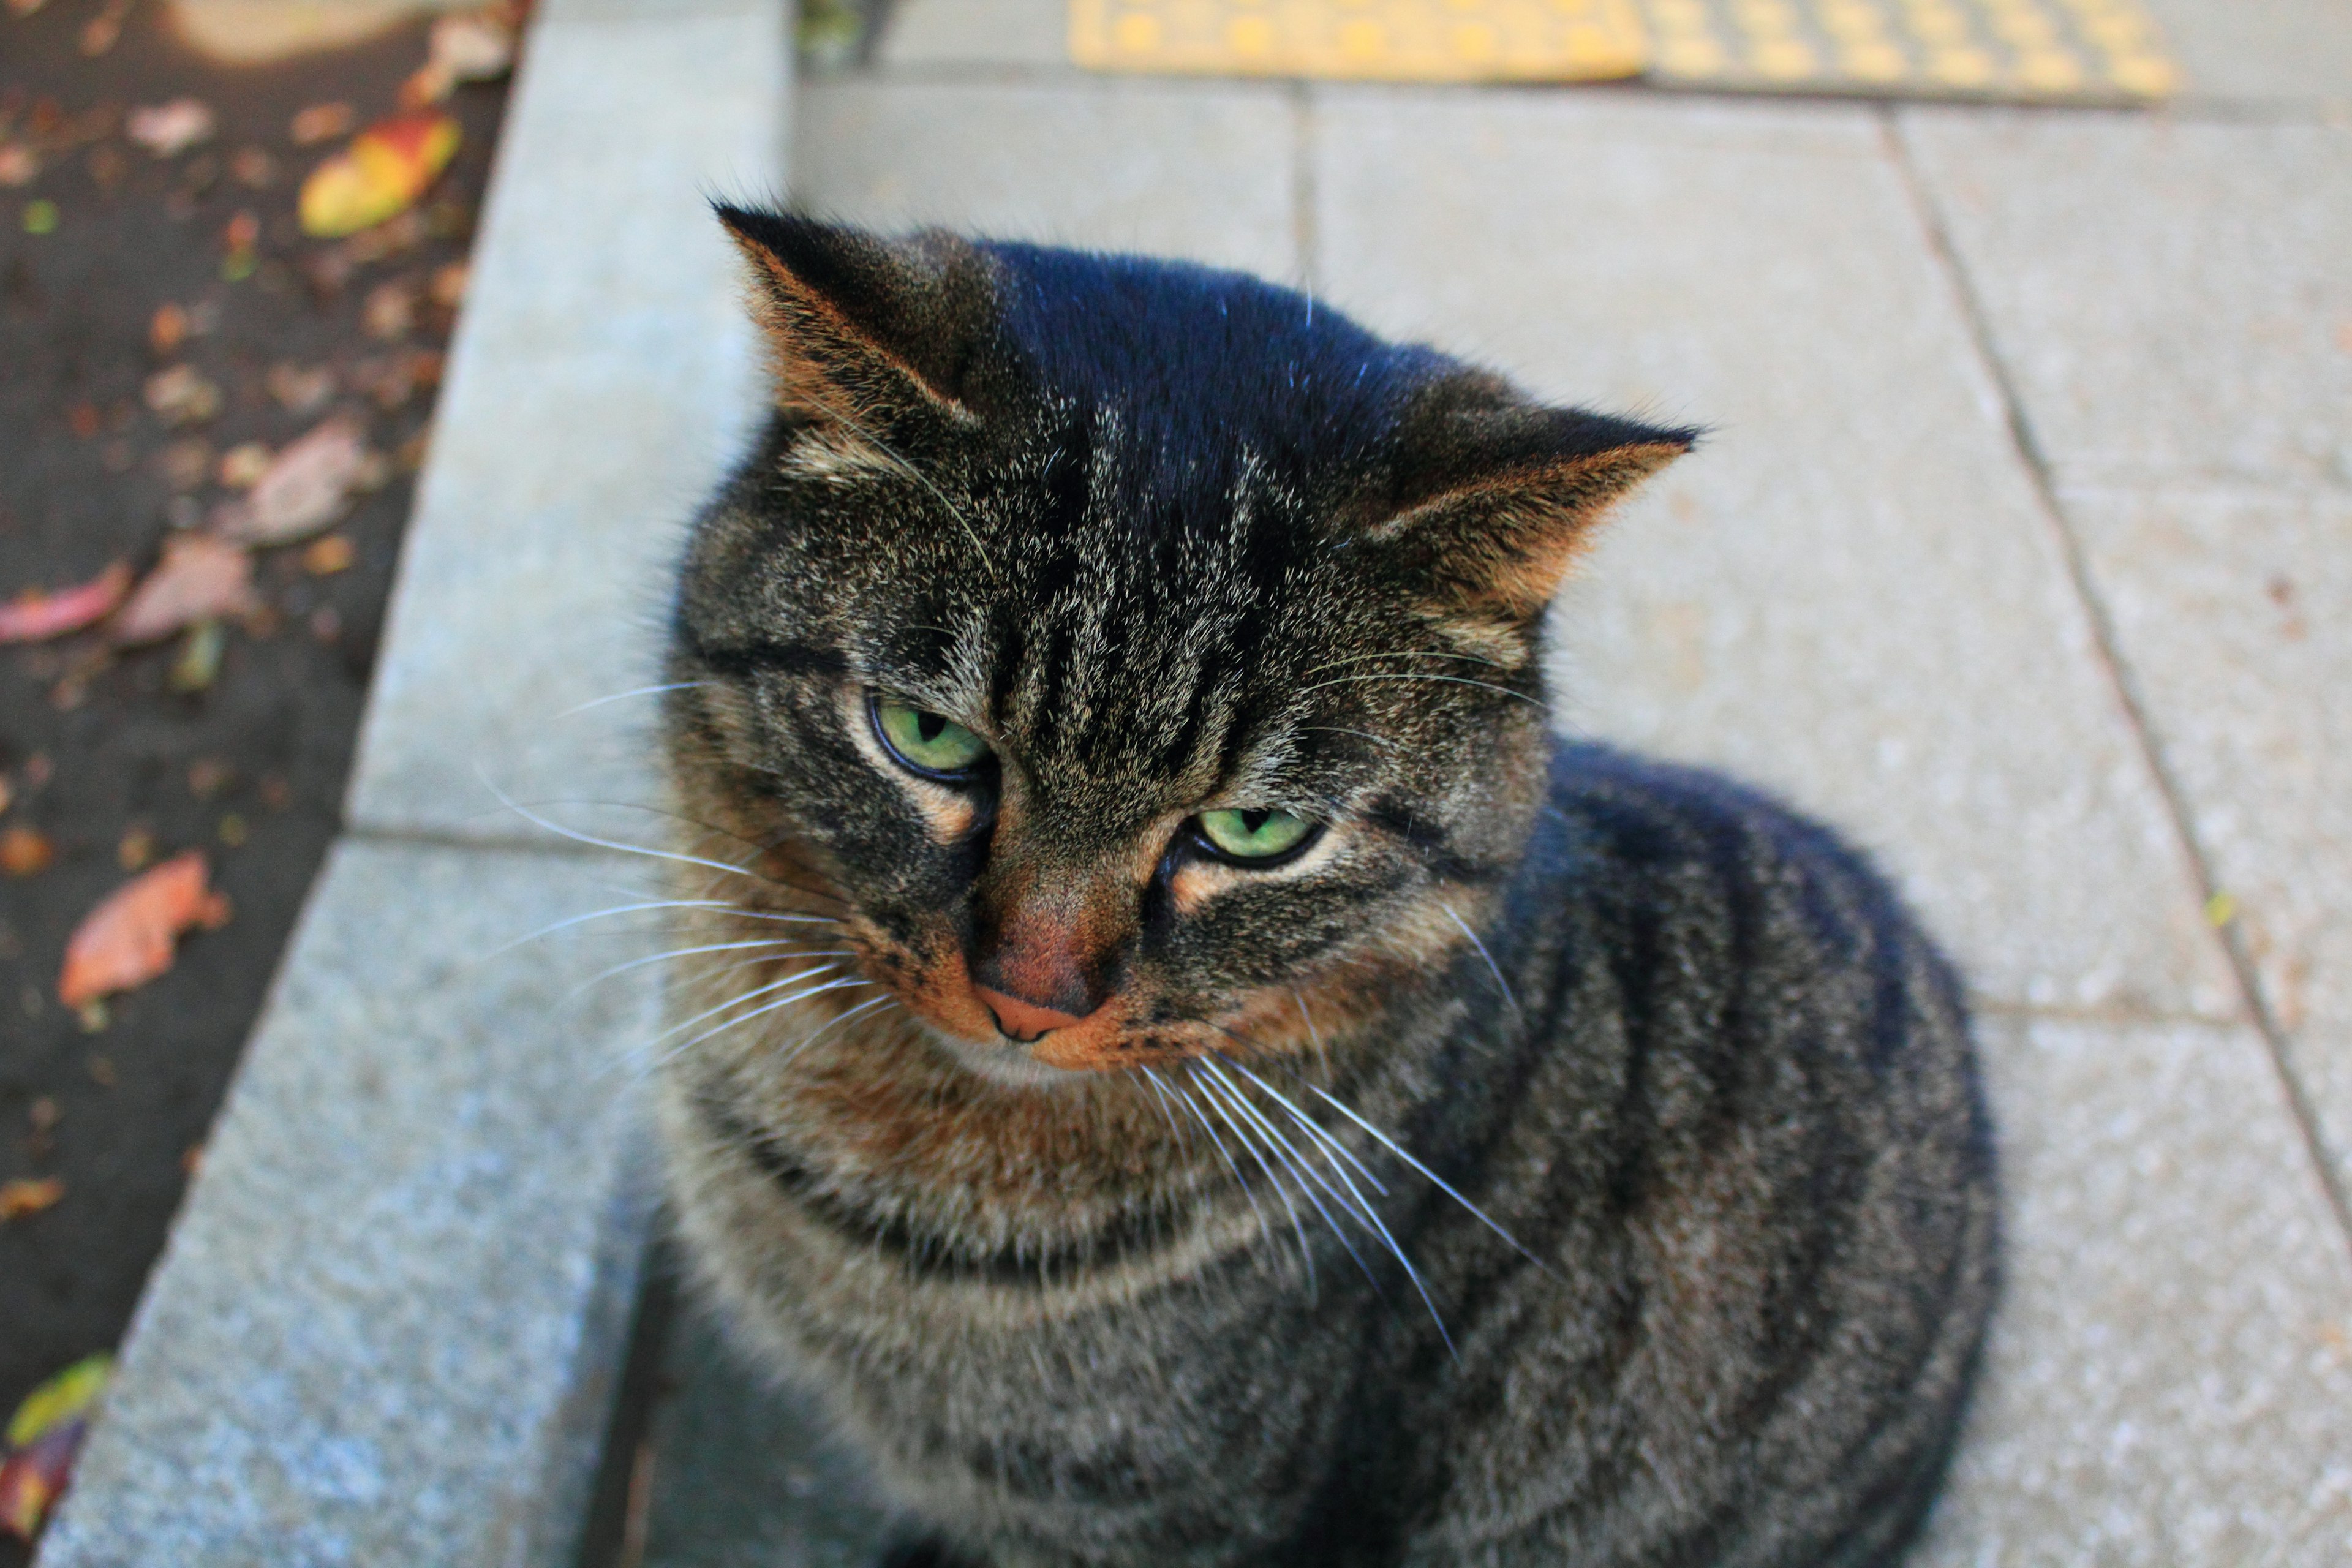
(636, 975), (875, 1077)
(1189, 1063), (1315, 1297)
(1170, 1075), (1270, 1249)
(1441, 902), (1520, 1017)
(1296, 672), (1546, 712)
(553, 681), (712, 718)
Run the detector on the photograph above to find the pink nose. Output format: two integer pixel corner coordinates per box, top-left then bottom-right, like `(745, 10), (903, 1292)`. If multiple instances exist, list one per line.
(974, 986), (1088, 1042)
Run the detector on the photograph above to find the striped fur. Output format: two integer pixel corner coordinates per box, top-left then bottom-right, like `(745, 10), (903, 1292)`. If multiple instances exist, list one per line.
(655, 213), (1997, 1567)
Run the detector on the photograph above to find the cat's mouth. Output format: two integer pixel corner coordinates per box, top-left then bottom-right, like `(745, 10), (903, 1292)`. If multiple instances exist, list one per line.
(924, 1026), (1097, 1090)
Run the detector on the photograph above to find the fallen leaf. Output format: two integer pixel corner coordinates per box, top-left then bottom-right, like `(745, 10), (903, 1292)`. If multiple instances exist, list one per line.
(0, 1354), (110, 1543)
(6, 1354), (109, 1450)
(0, 776), (11, 812)
(58, 851), (232, 1007)
(3, 0), (45, 19)
(264, 361), (335, 415)
(168, 620), (227, 692)
(303, 534), (355, 575)
(298, 111), (460, 239)
(0, 144), (37, 187)
(78, 0), (127, 56)
(187, 758), (233, 798)
(432, 10), (517, 80)
(217, 812), (247, 846)
(22, 199), (58, 236)
(0, 562), (132, 643)
(29, 1098), (59, 1136)
(211, 416), (369, 545)
(0, 1421), (79, 1540)
(217, 441), (272, 488)
(428, 259), (469, 309)
(0, 1178), (63, 1222)
(110, 535), (258, 646)
(142, 364), (221, 426)
(1, 826), (55, 877)
(156, 437), (212, 491)
(148, 301), (187, 354)
(362, 278), (415, 340)
(288, 102), (355, 146)
(118, 824), (155, 870)
(126, 99), (216, 157)
(229, 146), (276, 188)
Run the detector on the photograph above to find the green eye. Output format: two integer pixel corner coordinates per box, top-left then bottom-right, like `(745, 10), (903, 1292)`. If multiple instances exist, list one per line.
(873, 696), (990, 777)
(1196, 807), (1316, 863)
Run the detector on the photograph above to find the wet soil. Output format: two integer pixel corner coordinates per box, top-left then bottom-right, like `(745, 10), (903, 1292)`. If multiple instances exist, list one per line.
(0, 2), (508, 1555)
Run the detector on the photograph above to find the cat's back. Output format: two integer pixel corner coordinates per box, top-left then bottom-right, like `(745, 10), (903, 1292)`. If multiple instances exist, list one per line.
(1405, 744), (1999, 1566)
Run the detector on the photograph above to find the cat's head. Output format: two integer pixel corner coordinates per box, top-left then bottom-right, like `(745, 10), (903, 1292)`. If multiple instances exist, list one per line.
(665, 209), (1690, 1082)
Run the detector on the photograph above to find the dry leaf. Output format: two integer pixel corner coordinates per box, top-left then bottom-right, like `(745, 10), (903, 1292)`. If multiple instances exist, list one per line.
(264, 361), (335, 415)
(0, 562), (132, 643)
(118, 824), (155, 870)
(156, 438), (211, 492)
(211, 417), (369, 545)
(428, 260), (468, 310)
(217, 441), (273, 488)
(431, 10), (517, 80)
(303, 534), (355, 575)
(0, 1178), (63, 1222)
(298, 111), (460, 239)
(1, 1354), (110, 1542)
(0, 827), (53, 878)
(110, 535), (258, 646)
(288, 102), (355, 146)
(126, 99), (216, 158)
(142, 364), (221, 426)
(148, 301), (187, 354)
(0, 144), (38, 187)
(361, 279), (415, 341)
(229, 146), (276, 188)
(169, 620), (227, 693)
(58, 851), (231, 1007)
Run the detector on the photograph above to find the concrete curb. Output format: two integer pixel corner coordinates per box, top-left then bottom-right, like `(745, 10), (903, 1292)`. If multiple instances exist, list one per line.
(37, 1), (790, 1560)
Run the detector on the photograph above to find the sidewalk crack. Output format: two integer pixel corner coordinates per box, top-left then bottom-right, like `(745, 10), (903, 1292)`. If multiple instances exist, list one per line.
(1878, 104), (2352, 1254)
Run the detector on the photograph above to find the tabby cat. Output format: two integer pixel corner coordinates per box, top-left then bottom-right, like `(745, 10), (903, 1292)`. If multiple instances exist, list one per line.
(654, 208), (1997, 1568)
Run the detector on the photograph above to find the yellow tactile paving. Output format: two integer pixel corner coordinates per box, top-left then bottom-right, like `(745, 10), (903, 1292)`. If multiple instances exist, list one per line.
(1643, 0), (2178, 99)
(1069, 0), (2180, 99)
(1069, 0), (1650, 83)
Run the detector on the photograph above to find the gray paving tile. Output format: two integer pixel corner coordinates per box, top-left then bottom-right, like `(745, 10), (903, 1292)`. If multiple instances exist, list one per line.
(2139, 0), (2352, 111)
(1917, 1012), (2352, 1564)
(872, 0), (1071, 69)
(1901, 110), (2352, 496)
(345, 0), (788, 842)
(1310, 87), (2233, 1020)
(794, 77), (1297, 278)
(2051, 481), (2352, 1192)
(37, 842), (665, 1568)
(639, 1306), (895, 1568)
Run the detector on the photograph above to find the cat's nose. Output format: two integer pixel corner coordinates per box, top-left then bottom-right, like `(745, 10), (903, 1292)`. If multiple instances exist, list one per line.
(973, 986), (1091, 1042)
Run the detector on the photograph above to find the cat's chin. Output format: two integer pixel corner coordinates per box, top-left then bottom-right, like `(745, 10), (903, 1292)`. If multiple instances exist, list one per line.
(924, 1025), (1093, 1091)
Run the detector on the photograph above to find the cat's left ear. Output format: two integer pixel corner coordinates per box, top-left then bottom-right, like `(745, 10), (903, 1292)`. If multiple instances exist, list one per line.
(1368, 373), (1696, 622)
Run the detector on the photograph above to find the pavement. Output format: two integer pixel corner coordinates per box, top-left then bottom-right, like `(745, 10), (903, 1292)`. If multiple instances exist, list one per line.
(39, 0), (2352, 1562)
(646, 1), (2352, 1561)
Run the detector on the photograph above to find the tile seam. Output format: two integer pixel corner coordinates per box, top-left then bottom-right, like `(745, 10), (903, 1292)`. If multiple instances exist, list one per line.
(1877, 103), (2352, 1256)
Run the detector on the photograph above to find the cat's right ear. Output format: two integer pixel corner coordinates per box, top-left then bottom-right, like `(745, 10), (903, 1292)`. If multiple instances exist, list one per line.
(715, 206), (992, 435)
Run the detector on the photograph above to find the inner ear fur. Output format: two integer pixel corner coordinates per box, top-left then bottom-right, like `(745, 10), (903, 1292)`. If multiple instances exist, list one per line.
(1371, 372), (1697, 621)
(715, 206), (995, 435)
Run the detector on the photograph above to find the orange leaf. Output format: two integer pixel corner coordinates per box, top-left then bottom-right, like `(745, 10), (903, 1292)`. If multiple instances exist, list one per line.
(58, 851), (231, 1007)
(1, 826), (55, 878)
(0, 1178), (63, 1221)
(0, 562), (132, 644)
(298, 111), (460, 239)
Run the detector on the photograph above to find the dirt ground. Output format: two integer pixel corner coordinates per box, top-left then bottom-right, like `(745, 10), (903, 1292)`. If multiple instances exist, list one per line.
(0, 2), (508, 1552)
